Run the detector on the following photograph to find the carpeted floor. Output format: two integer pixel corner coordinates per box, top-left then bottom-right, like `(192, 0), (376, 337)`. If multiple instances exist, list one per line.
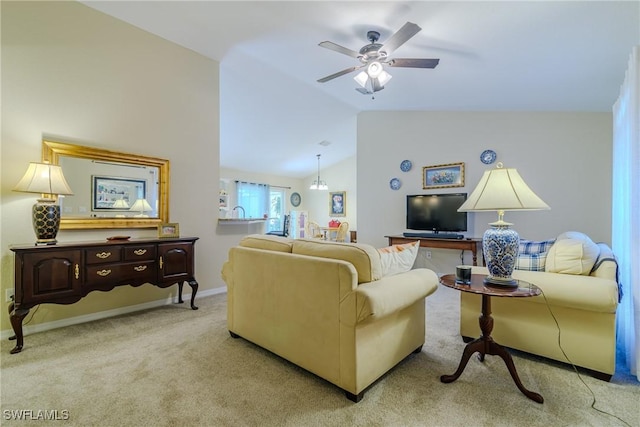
(1, 285), (638, 427)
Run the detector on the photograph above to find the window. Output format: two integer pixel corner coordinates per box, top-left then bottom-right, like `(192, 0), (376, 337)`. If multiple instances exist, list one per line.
(267, 187), (286, 232)
(236, 182), (269, 219)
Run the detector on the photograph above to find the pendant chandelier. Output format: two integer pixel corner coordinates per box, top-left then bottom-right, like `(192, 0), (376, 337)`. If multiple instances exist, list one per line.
(309, 154), (328, 190)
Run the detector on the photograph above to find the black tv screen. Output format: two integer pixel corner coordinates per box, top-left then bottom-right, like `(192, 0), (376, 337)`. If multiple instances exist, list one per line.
(406, 193), (468, 232)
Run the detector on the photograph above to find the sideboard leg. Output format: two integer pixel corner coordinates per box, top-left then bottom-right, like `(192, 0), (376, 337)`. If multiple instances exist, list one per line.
(188, 279), (199, 310)
(177, 281), (185, 304)
(9, 306), (29, 354)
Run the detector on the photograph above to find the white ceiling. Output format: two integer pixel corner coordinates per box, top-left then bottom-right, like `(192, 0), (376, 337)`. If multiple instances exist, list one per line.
(82, 1), (639, 178)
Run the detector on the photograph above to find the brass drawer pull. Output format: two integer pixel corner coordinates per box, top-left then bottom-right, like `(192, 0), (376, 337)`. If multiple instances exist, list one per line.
(134, 249), (147, 256)
(96, 252), (112, 259)
(134, 265), (147, 272)
(75, 264), (79, 279)
(159, 256), (163, 269)
(96, 269), (112, 277)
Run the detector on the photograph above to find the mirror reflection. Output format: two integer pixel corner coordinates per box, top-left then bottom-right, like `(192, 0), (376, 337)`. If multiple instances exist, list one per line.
(43, 140), (170, 229)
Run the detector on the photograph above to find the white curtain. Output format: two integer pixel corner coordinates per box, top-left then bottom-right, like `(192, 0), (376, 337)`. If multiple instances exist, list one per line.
(612, 46), (640, 381)
(236, 181), (270, 219)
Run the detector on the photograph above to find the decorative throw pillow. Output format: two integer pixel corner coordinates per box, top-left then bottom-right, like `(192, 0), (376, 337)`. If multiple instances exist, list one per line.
(515, 253), (548, 271)
(515, 238), (555, 271)
(377, 241), (420, 277)
(545, 234), (600, 275)
(519, 239), (556, 255)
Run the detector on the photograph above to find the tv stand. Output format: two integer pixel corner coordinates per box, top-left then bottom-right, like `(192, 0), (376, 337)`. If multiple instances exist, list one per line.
(403, 232), (463, 239)
(386, 235), (484, 266)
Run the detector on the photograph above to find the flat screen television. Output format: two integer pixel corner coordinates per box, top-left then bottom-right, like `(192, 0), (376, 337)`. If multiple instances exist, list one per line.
(406, 193), (468, 232)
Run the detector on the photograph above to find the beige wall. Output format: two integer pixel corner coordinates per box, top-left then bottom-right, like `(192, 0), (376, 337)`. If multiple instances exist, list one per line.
(357, 111), (612, 274)
(1, 2), (220, 332)
(302, 155), (357, 232)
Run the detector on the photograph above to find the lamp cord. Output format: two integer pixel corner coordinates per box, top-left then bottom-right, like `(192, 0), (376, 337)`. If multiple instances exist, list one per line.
(539, 289), (631, 427)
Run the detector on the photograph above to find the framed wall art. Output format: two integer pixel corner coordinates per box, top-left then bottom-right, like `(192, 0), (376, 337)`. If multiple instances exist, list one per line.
(158, 223), (180, 238)
(92, 176), (146, 211)
(329, 191), (346, 217)
(422, 163), (465, 189)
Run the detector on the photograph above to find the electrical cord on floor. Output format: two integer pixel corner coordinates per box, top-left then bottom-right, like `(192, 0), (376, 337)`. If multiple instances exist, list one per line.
(22, 304), (40, 326)
(539, 289), (631, 427)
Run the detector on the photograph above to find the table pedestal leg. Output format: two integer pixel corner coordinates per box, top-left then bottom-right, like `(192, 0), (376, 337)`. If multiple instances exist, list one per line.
(440, 294), (543, 404)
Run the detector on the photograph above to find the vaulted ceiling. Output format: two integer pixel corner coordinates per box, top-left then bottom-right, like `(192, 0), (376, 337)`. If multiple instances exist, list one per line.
(83, 1), (639, 177)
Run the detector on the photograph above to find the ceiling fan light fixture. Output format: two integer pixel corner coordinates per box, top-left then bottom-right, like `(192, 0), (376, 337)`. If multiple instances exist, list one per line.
(367, 61), (383, 78)
(377, 70), (392, 86)
(354, 71), (369, 88)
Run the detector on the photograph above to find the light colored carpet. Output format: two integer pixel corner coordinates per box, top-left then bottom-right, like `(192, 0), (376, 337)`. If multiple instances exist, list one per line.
(1, 285), (638, 427)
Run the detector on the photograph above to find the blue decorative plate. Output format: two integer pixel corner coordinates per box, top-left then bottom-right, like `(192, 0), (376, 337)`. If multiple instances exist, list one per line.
(480, 149), (497, 165)
(400, 160), (412, 172)
(390, 178), (401, 190)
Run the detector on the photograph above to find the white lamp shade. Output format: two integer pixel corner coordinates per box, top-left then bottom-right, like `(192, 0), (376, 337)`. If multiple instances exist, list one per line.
(458, 166), (549, 212)
(130, 199), (152, 212)
(367, 61), (383, 78)
(377, 70), (392, 86)
(354, 71), (368, 88)
(112, 199), (130, 209)
(13, 162), (74, 196)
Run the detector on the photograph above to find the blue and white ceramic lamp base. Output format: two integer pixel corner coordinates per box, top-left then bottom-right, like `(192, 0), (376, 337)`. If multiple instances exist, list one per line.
(482, 223), (519, 287)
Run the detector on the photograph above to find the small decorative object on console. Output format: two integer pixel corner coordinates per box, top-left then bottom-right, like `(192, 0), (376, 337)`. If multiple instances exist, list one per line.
(158, 223), (180, 238)
(106, 235), (130, 241)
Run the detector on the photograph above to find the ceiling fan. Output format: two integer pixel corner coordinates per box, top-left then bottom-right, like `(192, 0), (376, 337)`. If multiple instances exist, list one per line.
(317, 22), (439, 95)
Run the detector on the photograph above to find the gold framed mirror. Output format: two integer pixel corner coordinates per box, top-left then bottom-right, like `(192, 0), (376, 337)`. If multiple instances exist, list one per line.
(42, 140), (170, 229)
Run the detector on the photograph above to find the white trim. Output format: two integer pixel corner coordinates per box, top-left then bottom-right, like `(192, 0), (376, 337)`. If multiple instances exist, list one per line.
(1, 287), (226, 340)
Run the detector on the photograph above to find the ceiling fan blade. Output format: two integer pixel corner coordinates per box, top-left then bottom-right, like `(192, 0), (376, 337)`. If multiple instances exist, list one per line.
(317, 65), (363, 83)
(387, 58), (440, 69)
(355, 87), (371, 95)
(318, 41), (361, 59)
(380, 22), (421, 56)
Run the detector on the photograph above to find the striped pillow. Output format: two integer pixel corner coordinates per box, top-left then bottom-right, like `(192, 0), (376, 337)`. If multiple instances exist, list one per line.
(516, 239), (556, 272)
(519, 239), (556, 255)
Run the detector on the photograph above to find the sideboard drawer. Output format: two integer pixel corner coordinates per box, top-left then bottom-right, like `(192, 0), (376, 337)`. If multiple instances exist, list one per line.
(124, 245), (156, 261)
(85, 247), (122, 264)
(85, 261), (156, 286)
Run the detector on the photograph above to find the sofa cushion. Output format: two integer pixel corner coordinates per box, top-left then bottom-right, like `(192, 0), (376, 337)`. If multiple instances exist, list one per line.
(377, 241), (419, 277)
(239, 234), (294, 253)
(519, 239), (556, 254)
(292, 239), (382, 284)
(515, 253), (548, 272)
(545, 232), (599, 275)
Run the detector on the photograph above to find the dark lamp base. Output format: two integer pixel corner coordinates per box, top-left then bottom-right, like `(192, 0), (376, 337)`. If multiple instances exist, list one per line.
(32, 202), (61, 245)
(483, 276), (518, 287)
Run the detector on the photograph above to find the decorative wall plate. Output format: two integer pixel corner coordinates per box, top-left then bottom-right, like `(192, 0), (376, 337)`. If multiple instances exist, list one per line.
(480, 149), (497, 165)
(290, 192), (301, 207)
(400, 160), (412, 172)
(390, 178), (402, 190)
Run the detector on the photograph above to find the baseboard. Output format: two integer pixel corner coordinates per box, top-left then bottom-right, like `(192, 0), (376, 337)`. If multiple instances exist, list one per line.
(0, 287), (226, 340)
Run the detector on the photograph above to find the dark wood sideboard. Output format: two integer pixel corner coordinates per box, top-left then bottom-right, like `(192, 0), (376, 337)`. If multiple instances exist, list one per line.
(8, 237), (199, 354)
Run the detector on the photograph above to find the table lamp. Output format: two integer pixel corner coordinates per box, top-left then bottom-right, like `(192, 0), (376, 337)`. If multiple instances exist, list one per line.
(458, 162), (549, 286)
(13, 162), (74, 245)
(112, 199), (129, 217)
(130, 198), (152, 217)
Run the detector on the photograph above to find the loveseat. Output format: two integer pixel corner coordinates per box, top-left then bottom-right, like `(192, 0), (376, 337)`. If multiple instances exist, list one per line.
(221, 235), (438, 401)
(461, 232), (619, 380)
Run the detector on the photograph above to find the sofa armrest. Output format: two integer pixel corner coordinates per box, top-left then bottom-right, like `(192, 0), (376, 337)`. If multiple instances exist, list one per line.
(352, 269), (439, 324)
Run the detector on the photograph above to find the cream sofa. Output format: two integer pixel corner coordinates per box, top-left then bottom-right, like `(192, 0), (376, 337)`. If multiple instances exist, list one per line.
(461, 232), (619, 380)
(221, 235), (438, 402)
